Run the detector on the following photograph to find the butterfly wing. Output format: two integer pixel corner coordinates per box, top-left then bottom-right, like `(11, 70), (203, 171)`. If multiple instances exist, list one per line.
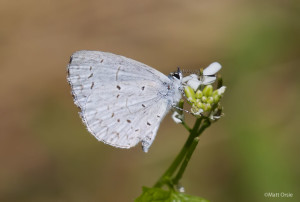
(67, 51), (172, 151)
(67, 50), (169, 109)
(82, 83), (170, 151)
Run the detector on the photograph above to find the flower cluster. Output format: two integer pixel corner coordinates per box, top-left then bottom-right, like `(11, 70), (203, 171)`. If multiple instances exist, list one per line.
(172, 62), (226, 123)
(185, 84), (225, 120)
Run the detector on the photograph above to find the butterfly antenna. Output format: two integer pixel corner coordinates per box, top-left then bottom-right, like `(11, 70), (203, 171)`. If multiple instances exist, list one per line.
(172, 105), (192, 114)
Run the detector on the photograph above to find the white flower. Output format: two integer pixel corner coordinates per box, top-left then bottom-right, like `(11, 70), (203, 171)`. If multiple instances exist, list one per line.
(172, 111), (183, 124)
(217, 86), (226, 95)
(182, 74), (201, 91)
(209, 114), (221, 120)
(191, 108), (203, 115)
(182, 62), (222, 90)
(203, 62), (222, 75)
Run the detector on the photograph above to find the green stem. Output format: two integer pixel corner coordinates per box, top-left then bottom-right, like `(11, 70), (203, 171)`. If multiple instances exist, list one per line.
(172, 137), (199, 185)
(153, 118), (203, 188)
(181, 121), (191, 132)
(172, 119), (211, 185)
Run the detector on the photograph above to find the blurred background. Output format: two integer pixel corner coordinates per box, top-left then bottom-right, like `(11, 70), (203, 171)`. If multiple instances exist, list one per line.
(0, 0), (299, 201)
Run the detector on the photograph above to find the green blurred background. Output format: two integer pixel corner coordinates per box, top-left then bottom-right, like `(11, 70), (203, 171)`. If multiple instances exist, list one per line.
(0, 0), (299, 201)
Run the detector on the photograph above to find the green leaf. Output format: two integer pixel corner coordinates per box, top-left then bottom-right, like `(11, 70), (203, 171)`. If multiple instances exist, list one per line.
(135, 187), (209, 202)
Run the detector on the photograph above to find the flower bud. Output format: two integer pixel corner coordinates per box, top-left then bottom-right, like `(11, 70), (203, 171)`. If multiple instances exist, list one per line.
(184, 86), (196, 103)
(191, 104), (203, 115)
(217, 86), (226, 96)
(196, 100), (204, 109)
(207, 96), (214, 104)
(203, 103), (211, 111)
(212, 86), (226, 103)
(201, 96), (207, 103)
(203, 85), (213, 96)
(195, 90), (203, 99)
(213, 94), (220, 103)
(177, 99), (185, 116)
(178, 99), (184, 109)
(191, 104), (198, 114)
(206, 104), (212, 111)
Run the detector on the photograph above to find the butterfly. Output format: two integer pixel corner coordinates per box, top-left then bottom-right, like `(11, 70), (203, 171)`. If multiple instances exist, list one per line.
(67, 51), (183, 152)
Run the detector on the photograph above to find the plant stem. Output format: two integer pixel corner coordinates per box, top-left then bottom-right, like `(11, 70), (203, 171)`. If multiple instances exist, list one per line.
(153, 118), (203, 188)
(181, 121), (191, 132)
(172, 119), (211, 185)
(172, 137), (199, 185)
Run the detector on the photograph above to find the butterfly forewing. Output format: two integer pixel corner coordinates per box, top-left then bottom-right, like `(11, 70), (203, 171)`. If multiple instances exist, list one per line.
(68, 51), (169, 109)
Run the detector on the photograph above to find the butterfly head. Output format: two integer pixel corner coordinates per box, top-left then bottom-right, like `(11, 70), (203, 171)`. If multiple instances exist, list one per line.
(166, 67), (183, 103)
(169, 67), (182, 81)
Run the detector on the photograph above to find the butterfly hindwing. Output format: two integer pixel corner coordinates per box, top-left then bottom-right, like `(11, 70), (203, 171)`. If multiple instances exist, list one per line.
(81, 82), (170, 150)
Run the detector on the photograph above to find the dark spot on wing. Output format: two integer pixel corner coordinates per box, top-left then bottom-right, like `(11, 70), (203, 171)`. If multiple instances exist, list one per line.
(100, 59), (104, 63)
(90, 66), (92, 71)
(117, 85), (121, 90)
(111, 113), (114, 117)
(147, 122), (151, 126)
(88, 73), (93, 79)
(142, 104), (146, 107)
(135, 129), (139, 132)
(116, 66), (121, 81)
(69, 56), (73, 64)
(127, 120), (131, 123)
(117, 119), (120, 122)
(142, 86), (145, 90)
(157, 115), (161, 118)
(90, 82), (94, 89)
(117, 94), (120, 98)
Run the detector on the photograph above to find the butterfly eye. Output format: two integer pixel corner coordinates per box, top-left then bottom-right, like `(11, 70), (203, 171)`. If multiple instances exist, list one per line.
(173, 73), (180, 80)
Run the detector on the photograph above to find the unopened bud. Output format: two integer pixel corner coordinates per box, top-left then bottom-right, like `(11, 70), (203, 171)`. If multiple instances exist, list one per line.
(213, 94), (221, 103)
(217, 86), (226, 96)
(196, 101), (204, 109)
(203, 103), (211, 111)
(195, 90), (203, 99)
(191, 105), (198, 114)
(207, 96), (214, 104)
(203, 85), (213, 96)
(184, 86), (196, 103)
(206, 104), (212, 111)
